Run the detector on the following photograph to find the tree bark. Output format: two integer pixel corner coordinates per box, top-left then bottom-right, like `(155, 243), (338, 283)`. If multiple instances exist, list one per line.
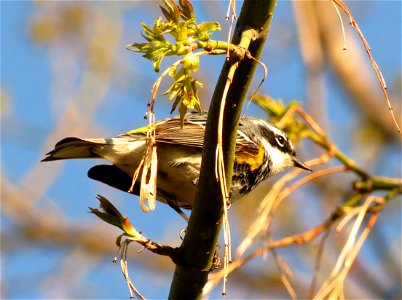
(168, 1), (277, 298)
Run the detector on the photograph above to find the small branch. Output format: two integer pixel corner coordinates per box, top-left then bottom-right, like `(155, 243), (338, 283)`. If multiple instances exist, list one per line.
(313, 196), (381, 299)
(236, 153), (339, 257)
(169, 0), (278, 298)
(271, 247), (297, 300)
(225, 0), (238, 59)
(308, 228), (331, 298)
(206, 190), (394, 294)
(90, 195), (181, 298)
(279, 165), (347, 199)
(331, 0), (401, 133)
(116, 239), (146, 300)
(295, 106), (402, 192)
(353, 176), (402, 193)
(296, 106), (369, 178)
(89, 195), (178, 260)
(127, 236), (178, 259)
(215, 59), (240, 295)
(206, 212), (337, 294)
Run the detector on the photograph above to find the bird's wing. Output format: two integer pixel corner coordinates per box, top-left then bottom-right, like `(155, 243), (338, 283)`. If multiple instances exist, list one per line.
(155, 115), (206, 148)
(121, 114), (260, 156)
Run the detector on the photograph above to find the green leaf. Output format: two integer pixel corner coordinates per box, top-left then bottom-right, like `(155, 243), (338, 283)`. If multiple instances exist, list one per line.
(171, 96), (182, 114)
(194, 79), (203, 88)
(179, 101), (188, 127)
(129, 0), (222, 75)
(168, 65), (177, 77)
(182, 52), (199, 72)
(177, 26), (188, 43)
(168, 88), (179, 100)
(89, 195), (123, 229)
(160, 5), (173, 22)
(197, 21), (221, 41)
(191, 80), (202, 112)
(179, 0), (195, 20)
(141, 21), (158, 40)
(162, 0), (179, 23)
(89, 195), (142, 239)
(199, 22), (221, 33)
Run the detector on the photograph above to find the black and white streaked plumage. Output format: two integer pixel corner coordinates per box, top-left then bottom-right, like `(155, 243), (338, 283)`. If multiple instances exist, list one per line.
(42, 112), (311, 209)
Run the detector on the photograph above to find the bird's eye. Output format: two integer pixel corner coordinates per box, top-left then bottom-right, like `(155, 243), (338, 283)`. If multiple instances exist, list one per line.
(275, 134), (286, 147)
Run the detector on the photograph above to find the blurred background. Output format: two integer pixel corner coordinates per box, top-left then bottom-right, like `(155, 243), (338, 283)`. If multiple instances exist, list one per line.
(2, 1), (401, 299)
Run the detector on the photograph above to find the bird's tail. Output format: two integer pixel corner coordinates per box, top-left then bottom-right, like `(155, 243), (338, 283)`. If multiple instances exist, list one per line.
(41, 137), (107, 161)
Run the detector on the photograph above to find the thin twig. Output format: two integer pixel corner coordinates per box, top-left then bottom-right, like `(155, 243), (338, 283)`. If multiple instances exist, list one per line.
(271, 248), (297, 300)
(204, 188), (393, 295)
(118, 239), (146, 299)
(331, 0), (401, 133)
(279, 165), (347, 199)
(314, 196), (382, 299)
(237, 153), (336, 257)
(244, 53), (268, 115)
(216, 60), (239, 296)
(331, 0), (347, 51)
(295, 106), (370, 178)
(308, 227), (331, 298)
(225, 0), (237, 59)
(206, 210), (340, 294)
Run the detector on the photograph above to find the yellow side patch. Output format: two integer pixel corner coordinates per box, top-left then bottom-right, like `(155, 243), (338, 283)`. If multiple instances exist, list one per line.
(127, 125), (154, 134)
(235, 145), (265, 171)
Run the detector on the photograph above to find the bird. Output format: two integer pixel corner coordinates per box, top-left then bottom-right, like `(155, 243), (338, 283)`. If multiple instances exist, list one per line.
(42, 112), (311, 214)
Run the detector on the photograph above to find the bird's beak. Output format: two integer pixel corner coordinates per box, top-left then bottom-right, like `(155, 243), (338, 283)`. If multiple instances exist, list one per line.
(292, 156), (312, 172)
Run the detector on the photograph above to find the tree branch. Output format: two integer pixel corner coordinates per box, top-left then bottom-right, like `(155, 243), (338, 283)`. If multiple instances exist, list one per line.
(168, 1), (277, 298)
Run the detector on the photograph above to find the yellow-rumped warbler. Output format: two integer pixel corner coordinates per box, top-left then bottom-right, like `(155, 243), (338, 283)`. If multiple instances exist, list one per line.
(42, 112), (311, 209)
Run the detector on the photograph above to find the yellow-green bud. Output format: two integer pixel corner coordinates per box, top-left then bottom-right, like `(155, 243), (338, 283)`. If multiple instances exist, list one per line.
(182, 52), (199, 72)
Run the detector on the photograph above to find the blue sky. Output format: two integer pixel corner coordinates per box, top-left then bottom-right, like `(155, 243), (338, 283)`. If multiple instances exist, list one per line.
(2, 1), (401, 299)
